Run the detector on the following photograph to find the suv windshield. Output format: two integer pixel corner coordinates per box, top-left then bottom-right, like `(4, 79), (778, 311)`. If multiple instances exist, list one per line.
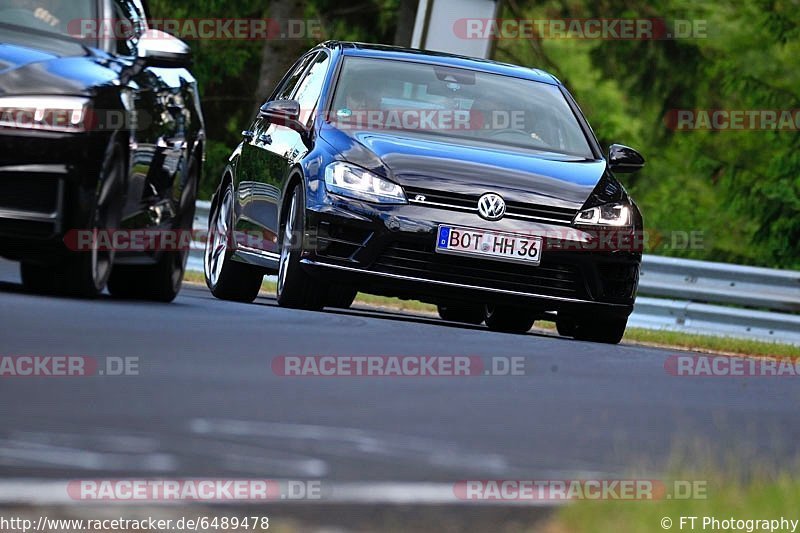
(0, 0), (96, 39)
(331, 56), (594, 159)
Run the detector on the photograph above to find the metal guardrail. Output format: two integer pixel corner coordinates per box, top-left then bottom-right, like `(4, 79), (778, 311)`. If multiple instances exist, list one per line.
(639, 255), (800, 313)
(629, 298), (800, 345)
(189, 200), (800, 345)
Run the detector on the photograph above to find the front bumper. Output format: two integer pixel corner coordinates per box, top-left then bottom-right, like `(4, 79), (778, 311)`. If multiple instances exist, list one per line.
(0, 129), (106, 262)
(302, 192), (640, 318)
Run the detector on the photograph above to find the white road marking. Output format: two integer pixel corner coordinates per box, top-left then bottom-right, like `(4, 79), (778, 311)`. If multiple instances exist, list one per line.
(189, 418), (509, 474)
(0, 439), (176, 471)
(0, 479), (562, 506)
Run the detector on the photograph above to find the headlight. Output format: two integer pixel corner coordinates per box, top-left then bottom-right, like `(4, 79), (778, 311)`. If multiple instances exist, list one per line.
(574, 202), (631, 227)
(0, 96), (91, 132)
(324, 161), (407, 204)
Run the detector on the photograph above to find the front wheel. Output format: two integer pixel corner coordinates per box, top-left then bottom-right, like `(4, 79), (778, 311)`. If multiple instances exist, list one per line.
(276, 183), (327, 310)
(572, 316), (628, 344)
(203, 182), (264, 302)
(484, 305), (535, 334)
(437, 304), (485, 325)
(25, 142), (124, 297)
(327, 285), (357, 309)
(20, 262), (58, 294)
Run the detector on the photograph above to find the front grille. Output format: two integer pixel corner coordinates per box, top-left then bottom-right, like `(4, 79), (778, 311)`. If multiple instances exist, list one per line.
(370, 240), (585, 298)
(405, 187), (476, 210)
(0, 174), (60, 213)
(504, 200), (578, 223)
(405, 186), (578, 224)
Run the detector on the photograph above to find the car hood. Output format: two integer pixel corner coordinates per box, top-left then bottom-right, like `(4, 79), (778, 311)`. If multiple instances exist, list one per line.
(0, 27), (118, 96)
(319, 125), (612, 209)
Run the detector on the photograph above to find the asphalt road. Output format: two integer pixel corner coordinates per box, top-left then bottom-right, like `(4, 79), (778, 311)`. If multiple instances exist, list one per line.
(1, 257), (798, 490)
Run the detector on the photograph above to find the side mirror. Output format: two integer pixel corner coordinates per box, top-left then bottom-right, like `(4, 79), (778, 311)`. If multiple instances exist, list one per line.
(259, 99), (307, 134)
(137, 29), (192, 68)
(608, 144), (645, 173)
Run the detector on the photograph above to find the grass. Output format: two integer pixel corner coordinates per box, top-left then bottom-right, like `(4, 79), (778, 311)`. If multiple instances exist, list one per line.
(182, 272), (799, 358)
(545, 473), (800, 533)
(619, 327), (798, 358)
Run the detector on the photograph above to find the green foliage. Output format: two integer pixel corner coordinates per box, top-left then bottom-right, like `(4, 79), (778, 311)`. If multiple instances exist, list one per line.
(148, 0), (399, 199)
(497, 0), (799, 267)
(151, 0), (798, 268)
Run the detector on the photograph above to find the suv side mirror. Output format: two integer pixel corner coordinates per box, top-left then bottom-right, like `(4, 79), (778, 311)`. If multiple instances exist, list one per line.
(608, 144), (645, 173)
(259, 100), (307, 134)
(137, 29), (192, 68)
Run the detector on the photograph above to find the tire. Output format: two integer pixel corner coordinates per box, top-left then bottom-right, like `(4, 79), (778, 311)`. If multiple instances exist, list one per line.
(27, 142), (124, 298)
(62, 142), (125, 297)
(276, 183), (327, 310)
(203, 182), (264, 302)
(437, 304), (485, 325)
(556, 316), (577, 337)
(108, 158), (199, 302)
(20, 262), (58, 293)
(484, 305), (535, 334)
(327, 285), (357, 309)
(572, 316), (628, 344)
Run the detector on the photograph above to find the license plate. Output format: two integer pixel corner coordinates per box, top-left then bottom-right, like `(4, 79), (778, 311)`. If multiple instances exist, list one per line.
(435, 225), (543, 265)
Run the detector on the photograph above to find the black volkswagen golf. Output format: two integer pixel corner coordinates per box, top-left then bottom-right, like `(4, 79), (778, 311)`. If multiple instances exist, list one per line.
(205, 41), (644, 343)
(0, 0), (204, 301)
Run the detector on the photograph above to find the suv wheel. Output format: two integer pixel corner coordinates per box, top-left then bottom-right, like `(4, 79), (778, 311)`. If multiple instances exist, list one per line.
(484, 305), (535, 334)
(276, 183), (327, 310)
(437, 304), (485, 325)
(203, 182), (264, 302)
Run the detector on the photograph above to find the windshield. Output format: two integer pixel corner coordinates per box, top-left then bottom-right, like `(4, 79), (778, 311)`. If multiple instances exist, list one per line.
(330, 56), (595, 159)
(0, 0), (96, 39)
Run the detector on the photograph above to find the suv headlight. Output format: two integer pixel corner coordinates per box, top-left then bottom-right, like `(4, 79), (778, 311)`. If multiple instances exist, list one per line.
(324, 161), (407, 204)
(574, 202), (631, 227)
(0, 96), (92, 132)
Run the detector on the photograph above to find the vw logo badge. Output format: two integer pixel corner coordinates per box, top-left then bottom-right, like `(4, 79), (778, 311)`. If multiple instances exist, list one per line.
(477, 193), (506, 221)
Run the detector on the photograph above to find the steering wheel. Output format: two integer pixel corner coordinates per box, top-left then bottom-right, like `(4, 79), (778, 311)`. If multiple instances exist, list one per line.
(487, 128), (530, 137)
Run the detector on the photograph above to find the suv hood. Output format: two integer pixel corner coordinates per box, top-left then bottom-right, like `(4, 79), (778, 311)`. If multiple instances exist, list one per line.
(320, 125), (611, 209)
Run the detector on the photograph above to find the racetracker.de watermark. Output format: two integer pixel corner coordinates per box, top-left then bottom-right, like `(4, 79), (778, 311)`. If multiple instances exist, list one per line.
(453, 18), (707, 40)
(454, 479), (707, 501)
(0, 356), (139, 377)
(326, 109), (527, 132)
(665, 355), (800, 377)
(67, 18), (324, 40)
(272, 355), (527, 377)
(664, 109), (800, 131)
(61, 229), (707, 254)
(0, 108), (149, 133)
(67, 479), (322, 501)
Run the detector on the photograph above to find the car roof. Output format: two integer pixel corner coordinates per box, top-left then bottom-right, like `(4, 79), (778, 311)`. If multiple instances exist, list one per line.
(320, 41), (561, 86)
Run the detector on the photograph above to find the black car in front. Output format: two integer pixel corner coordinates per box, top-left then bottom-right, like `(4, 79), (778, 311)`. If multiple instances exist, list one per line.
(205, 41), (644, 343)
(0, 0), (205, 301)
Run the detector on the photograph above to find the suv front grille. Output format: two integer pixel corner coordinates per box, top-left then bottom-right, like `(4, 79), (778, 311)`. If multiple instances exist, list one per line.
(370, 240), (586, 298)
(404, 186), (578, 224)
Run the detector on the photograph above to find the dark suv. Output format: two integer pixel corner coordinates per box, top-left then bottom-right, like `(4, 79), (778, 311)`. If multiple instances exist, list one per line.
(206, 41), (644, 343)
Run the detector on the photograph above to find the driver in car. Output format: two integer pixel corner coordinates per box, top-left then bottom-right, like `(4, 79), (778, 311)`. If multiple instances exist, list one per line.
(473, 92), (550, 146)
(345, 89), (368, 112)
